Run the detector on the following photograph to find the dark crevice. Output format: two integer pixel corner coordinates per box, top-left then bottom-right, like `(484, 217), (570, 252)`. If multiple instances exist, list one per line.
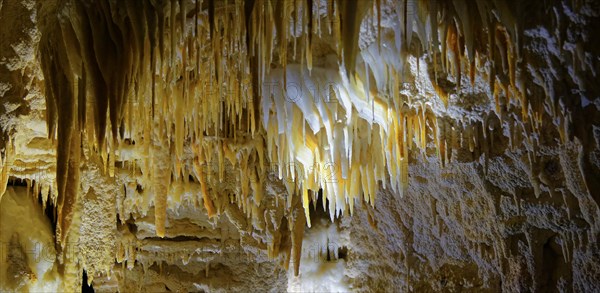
(309, 188), (334, 224)
(337, 246), (348, 261)
(539, 235), (571, 292)
(81, 269), (94, 293)
(126, 216), (138, 234)
(7, 176), (28, 187)
(136, 183), (143, 193)
(37, 184), (57, 233)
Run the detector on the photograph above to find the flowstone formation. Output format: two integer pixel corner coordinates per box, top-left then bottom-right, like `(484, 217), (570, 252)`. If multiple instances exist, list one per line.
(0, 0), (599, 291)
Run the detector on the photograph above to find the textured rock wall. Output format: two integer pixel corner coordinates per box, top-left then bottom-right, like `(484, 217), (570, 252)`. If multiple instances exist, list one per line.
(342, 1), (600, 291)
(345, 142), (600, 292)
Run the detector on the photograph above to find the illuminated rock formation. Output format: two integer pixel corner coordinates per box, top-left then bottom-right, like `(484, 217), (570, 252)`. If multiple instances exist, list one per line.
(1, 0), (599, 291)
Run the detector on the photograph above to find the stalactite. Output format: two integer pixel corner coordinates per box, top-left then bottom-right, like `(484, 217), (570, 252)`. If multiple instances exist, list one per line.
(28, 0), (577, 279)
(194, 154), (217, 217)
(152, 137), (170, 237)
(58, 130), (81, 248)
(339, 0), (372, 77)
(446, 21), (461, 88)
(0, 137), (13, 201)
(291, 199), (306, 277)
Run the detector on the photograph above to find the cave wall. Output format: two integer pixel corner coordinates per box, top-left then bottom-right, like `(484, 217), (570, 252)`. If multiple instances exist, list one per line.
(343, 2), (600, 289)
(0, 0), (599, 292)
(345, 141), (600, 292)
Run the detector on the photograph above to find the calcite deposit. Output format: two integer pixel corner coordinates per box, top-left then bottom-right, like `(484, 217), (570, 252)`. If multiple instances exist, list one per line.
(1, 0), (599, 291)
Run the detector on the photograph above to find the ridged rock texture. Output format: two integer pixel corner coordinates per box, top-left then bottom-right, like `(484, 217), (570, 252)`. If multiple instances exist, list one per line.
(1, 0), (599, 291)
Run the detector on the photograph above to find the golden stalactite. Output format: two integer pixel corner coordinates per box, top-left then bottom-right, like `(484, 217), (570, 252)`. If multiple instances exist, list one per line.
(29, 0), (580, 275)
(0, 137), (13, 202)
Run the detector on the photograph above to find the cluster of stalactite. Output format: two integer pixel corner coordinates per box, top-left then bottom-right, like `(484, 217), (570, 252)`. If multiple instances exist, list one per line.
(32, 0), (596, 275)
